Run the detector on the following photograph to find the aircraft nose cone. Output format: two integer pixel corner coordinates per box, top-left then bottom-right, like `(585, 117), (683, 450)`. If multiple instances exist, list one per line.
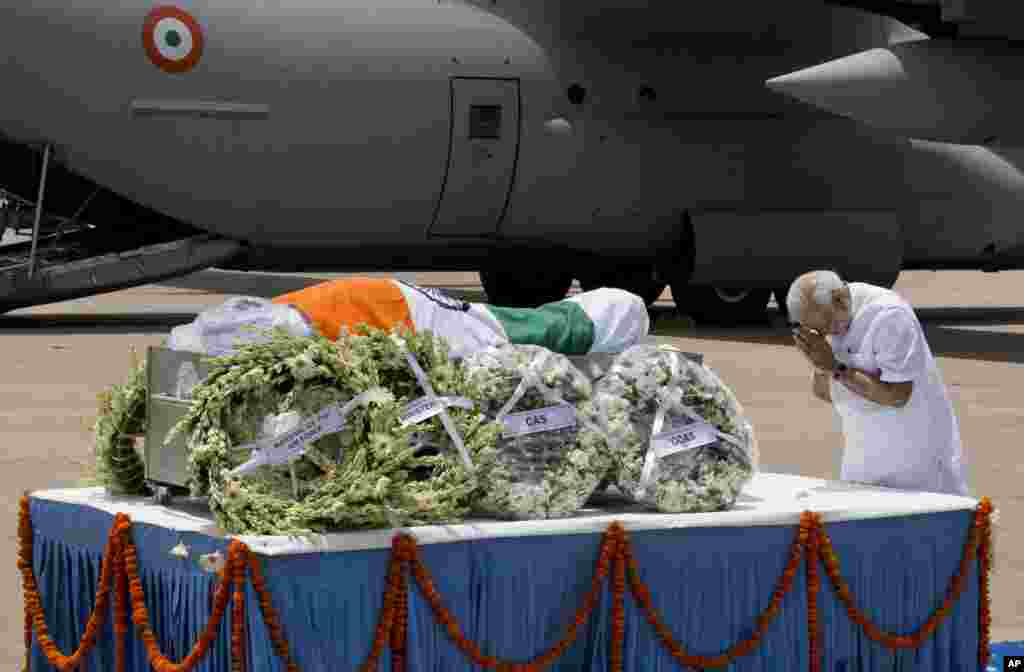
(765, 47), (909, 118)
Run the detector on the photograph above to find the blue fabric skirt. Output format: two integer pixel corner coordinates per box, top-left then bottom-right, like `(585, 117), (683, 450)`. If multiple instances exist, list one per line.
(25, 497), (982, 671)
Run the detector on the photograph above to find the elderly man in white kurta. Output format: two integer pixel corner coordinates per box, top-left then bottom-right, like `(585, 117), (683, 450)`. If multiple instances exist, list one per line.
(786, 270), (969, 495)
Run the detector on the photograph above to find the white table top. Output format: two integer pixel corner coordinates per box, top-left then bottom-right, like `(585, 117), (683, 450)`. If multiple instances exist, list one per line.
(32, 473), (978, 556)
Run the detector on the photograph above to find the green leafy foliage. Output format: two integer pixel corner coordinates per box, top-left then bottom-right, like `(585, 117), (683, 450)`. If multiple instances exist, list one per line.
(92, 349), (149, 495)
(167, 326), (499, 535)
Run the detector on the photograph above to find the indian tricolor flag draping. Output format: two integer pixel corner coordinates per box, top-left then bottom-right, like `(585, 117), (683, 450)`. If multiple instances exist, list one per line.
(271, 277), (416, 341)
(270, 277), (649, 358)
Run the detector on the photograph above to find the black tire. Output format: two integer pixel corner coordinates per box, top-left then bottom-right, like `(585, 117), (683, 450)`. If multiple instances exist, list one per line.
(479, 269), (574, 307)
(577, 266), (667, 307)
(670, 284), (772, 325)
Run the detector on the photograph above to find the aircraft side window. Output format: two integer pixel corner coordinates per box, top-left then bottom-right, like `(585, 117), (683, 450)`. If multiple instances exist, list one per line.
(469, 105), (502, 140)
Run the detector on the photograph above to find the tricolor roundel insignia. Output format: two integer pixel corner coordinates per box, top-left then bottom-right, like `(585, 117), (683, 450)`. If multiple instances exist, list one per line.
(143, 6), (204, 74)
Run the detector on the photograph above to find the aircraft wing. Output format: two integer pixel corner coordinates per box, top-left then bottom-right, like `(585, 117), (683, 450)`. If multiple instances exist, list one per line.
(823, 0), (1024, 39)
(457, 0), (1024, 145)
(451, 0), (925, 123)
(454, 1), (923, 55)
(458, 0), (1019, 43)
(763, 1), (1024, 143)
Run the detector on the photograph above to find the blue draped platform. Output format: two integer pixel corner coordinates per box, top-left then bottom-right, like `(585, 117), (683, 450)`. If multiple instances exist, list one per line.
(24, 475), (985, 671)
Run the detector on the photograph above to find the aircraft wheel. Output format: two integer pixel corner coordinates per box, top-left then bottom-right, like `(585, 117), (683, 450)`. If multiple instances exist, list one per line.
(479, 269), (574, 307)
(670, 284), (772, 325)
(577, 266), (667, 307)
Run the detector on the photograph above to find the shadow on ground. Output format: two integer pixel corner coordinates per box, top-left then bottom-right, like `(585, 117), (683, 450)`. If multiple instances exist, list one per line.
(156, 270), (486, 298)
(156, 270), (355, 297)
(0, 312), (196, 334)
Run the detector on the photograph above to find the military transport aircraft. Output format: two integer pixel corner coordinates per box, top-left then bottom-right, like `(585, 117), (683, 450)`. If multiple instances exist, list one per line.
(1, 1), (1023, 323)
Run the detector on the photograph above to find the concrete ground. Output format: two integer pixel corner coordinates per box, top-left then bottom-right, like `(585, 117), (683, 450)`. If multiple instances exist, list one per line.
(1, 269), (1021, 667)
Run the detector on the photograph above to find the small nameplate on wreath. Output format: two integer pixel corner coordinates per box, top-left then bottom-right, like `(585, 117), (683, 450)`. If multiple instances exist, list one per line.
(263, 421), (325, 465)
(501, 403), (577, 439)
(400, 397), (443, 427)
(651, 419), (717, 459)
(399, 395), (474, 428)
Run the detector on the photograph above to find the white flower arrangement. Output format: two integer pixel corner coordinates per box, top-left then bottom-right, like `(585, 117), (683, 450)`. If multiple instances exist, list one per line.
(167, 327), (497, 535)
(99, 324), (757, 530)
(460, 345), (613, 520)
(594, 344), (757, 513)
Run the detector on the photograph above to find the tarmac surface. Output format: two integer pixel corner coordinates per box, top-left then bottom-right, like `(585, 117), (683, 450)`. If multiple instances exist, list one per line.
(1, 269), (1022, 667)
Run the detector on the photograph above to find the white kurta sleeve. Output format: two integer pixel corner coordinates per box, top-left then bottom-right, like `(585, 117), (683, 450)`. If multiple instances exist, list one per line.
(870, 308), (927, 383)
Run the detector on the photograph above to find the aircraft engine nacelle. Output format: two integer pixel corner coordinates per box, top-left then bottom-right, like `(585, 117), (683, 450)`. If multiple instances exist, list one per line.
(451, 1), (925, 127)
(767, 39), (1024, 145)
(686, 210), (904, 289)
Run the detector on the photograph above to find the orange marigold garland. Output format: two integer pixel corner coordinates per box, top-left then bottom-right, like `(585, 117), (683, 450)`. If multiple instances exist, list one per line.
(816, 502), (986, 651)
(17, 496), (118, 672)
(248, 554), (301, 672)
(24, 594), (33, 672)
(610, 527), (627, 672)
(621, 513), (811, 668)
(977, 497), (994, 667)
(16, 493), (998, 672)
(17, 498), (289, 672)
(405, 523), (622, 671)
(390, 538), (410, 672)
(231, 547), (248, 672)
(530, 523), (620, 670)
(119, 519), (237, 672)
(359, 535), (405, 672)
(806, 519), (821, 672)
(112, 527), (130, 672)
(20, 496), (34, 672)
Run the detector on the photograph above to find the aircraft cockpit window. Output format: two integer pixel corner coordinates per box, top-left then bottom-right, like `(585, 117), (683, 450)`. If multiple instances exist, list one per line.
(469, 105), (502, 139)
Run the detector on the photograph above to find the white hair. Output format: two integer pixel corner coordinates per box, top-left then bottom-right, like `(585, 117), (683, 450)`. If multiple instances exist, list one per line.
(786, 270), (844, 324)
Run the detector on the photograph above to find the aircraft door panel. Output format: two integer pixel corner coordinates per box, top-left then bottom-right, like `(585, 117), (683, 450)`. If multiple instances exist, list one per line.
(430, 77), (520, 237)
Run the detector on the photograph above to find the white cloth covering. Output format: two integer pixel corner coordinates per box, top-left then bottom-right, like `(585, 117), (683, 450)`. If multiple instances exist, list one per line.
(168, 296), (313, 356)
(32, 473), (977, 557)
(565, 287), (650, 353)
(830, 283), (969, 496)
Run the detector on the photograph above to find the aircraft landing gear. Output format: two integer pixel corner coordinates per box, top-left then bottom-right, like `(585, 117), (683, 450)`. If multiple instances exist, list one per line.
(670, 284), (772, 325)
(577, 265), (667, 307)
(479, 269), (574, 307)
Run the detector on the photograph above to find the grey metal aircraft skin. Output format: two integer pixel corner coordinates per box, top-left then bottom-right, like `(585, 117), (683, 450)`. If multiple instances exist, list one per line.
(1, 0), (1023, 320)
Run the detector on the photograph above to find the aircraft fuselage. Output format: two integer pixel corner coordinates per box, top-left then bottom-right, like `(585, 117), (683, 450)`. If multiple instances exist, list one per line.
(1, 0), (1022, 312)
